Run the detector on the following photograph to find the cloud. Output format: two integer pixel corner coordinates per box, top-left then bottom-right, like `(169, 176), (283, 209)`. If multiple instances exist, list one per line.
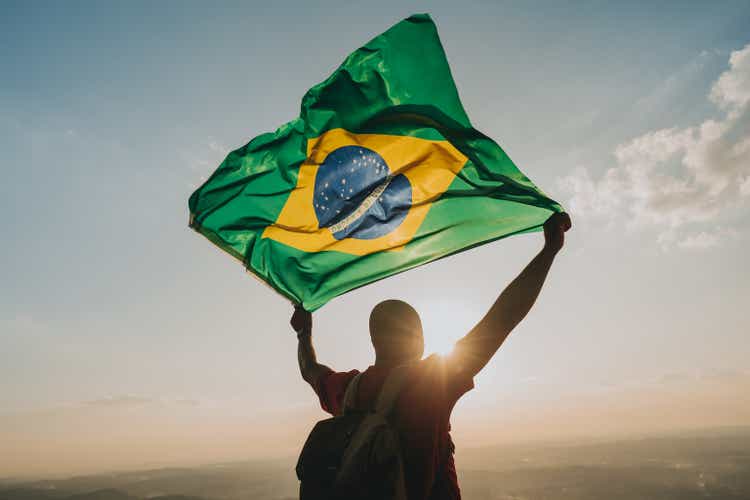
(656, 367), (750, 385)
(207, 138), (229, 156)
(559, 44), (750, 248)
(0, 395), (202, 419)
(182, 138), (231, 189)
(82, 395), (154, 408)
(677, 231), (720, 249)
(741, 175), (750, 196)
(710, 44), (750, 110)
(81, 395), (200, 409)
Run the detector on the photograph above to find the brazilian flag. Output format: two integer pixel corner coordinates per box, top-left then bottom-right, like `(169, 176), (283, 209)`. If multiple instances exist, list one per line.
(189, 14), (562, 311)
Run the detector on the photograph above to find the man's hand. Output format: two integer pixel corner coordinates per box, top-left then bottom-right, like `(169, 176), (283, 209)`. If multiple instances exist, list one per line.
(543, 212), (572, 254)
(291, 305), (312, 337)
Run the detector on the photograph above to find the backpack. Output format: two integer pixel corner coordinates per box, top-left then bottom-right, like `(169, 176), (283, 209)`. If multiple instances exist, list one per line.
(296, 367), (409, 500)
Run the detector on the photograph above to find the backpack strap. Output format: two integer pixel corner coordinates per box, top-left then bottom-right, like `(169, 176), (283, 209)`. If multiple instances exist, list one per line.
(341, 373), (364, 414)
(374, 365), (410, 415)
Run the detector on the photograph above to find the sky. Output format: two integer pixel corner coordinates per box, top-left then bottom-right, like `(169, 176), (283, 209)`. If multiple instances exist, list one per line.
(2, 0), (749, 478)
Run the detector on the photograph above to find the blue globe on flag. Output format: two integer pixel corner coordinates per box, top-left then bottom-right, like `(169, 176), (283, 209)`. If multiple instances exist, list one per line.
(313, 146), (412, 240)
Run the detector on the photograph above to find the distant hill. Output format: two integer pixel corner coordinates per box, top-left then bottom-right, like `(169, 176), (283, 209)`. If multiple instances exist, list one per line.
(65, 489), (136, 500)
(0, 489), (212, 500)
(2, 428), (748, 500)
(148, 496), (209, 500)
(0, 488), (64, 500)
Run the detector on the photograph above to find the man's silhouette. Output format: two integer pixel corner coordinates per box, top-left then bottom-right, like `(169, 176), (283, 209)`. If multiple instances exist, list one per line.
(291, 212), (571, 500)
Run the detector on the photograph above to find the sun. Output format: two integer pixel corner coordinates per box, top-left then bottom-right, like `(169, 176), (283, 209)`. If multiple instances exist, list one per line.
(420, 300), (477, 357)
(425, 327), (461, 357)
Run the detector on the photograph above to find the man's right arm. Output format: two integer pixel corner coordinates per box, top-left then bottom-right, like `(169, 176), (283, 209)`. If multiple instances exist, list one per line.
(291, 306), (331, 388)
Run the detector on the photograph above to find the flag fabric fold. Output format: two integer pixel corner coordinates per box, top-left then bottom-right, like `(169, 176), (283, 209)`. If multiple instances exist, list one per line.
(189, 13), (562, 311)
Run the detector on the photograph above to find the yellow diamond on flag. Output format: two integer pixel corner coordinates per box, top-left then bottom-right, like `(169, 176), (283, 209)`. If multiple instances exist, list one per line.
(263, 128), (467, 256)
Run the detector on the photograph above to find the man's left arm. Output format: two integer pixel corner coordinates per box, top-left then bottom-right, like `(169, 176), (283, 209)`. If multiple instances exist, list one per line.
(450, 212), (571, 378)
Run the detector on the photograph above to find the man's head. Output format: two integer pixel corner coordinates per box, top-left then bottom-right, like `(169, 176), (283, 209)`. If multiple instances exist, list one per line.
(369, 299), (424, 363)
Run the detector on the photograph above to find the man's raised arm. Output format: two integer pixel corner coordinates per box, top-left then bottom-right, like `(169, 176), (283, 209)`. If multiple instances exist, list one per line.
(452, 212), (571, 377)
(291, 306), (331, 388)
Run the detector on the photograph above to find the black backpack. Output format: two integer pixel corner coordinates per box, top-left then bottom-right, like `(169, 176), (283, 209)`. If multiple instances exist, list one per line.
(296, 367), (409, 500)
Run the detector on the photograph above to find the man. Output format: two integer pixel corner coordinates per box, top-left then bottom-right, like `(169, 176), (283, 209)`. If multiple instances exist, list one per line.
(291, 212), (571, 500)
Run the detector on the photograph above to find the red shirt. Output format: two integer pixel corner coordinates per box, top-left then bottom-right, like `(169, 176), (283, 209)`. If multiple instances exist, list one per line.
(314, 354), (474, 500)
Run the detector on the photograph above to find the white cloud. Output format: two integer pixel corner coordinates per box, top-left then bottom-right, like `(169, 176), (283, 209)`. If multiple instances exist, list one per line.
(0, 395), (203, 417)
(83, 395), (153, 408)
(675, 227), (739, 250)
(556, 166), (622, 218)
(656, 367), (750, 385)
(741, 175), (750, 196)
(677, 231), (721, 249)
(81, 395), (201, 409)
(207, 138), (230, 156)
(710, 44), (750, 110)
(181, 138), (231, 189)
(559, 44), (750, 248)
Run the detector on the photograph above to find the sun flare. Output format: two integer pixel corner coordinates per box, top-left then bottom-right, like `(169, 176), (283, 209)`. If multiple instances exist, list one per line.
(420, 300), (477, 357)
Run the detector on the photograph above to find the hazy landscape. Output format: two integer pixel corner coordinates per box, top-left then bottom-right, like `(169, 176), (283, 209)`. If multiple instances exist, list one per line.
(3, 428), (748, 500)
